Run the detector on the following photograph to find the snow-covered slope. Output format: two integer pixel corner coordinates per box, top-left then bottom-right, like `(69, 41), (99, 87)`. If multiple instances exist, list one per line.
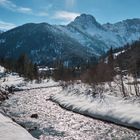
(0, 66), (140, 139)
(0, 23), (95, 66)
(103, 19), (140, 44)
(1, 79), (139, 139)
(51, 81), (140, 129)
(68, 14), (121, 48)
(0, 14), (140, 64)
(57, 14), (140, 55)
(0, 65), (5, 73)
(0, 113), (37, 140)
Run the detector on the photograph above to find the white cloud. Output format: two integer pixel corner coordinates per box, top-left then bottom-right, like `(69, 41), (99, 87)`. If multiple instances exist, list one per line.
(36, 4), (53, 17)
(53, 11), (80, 22)
(0, 20), (16, 30)
(0, 0), (50, 16)
(0, 0), (32, 14)
(0, 0), (53, 17)
(37, 11), (48, 17)
(65, 0), (75, 8)
(17, 7), (32, 14)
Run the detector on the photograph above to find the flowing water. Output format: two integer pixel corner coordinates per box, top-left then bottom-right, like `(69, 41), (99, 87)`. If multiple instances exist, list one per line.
(1, 86), (140, 140)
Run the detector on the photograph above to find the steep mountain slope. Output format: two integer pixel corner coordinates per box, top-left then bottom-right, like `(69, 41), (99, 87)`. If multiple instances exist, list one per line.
(0, 23), (95, 66)
(63, 15), (118, 49)
(58, 14), (140, 53)
(103, 18), (140, 44)
(56, 14), (109, 56)
(0, 14), (140, 66)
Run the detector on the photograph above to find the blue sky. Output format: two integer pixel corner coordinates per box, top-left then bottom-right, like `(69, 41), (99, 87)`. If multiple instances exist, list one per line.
(0, 0), (140, 30)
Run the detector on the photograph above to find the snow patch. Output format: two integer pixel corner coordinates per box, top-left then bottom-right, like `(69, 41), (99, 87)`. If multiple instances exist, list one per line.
(0, 113), (37, 140)
(0, 65), (5, 73)
(52, 85), (140, 129)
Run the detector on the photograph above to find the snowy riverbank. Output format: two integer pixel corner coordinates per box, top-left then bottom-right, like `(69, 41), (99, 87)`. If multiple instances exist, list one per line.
(51, 82), (140, 129)
(0, 65), (140, 139)
(0, 113), (37, 140)
(1, 84), (140, 139)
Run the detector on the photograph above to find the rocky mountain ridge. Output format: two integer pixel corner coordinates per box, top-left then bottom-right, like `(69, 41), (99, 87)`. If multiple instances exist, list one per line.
(0, 14), (140, 66)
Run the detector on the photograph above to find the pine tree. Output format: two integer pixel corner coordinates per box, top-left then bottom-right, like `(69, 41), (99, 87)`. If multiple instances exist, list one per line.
(108, 47), (115, 78)
(17, 54), (27, 74)
(108, 47), (114, 68)
(33, 63), (38, 79)
(16, 53), (35, 80)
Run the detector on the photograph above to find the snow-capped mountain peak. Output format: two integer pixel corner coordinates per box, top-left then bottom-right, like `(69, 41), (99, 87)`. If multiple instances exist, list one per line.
(0, 14), (140, 65)
(69, 14), (103, 30)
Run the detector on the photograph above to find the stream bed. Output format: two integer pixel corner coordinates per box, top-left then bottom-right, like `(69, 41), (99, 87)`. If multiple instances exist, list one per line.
(1, 86), (140, 140)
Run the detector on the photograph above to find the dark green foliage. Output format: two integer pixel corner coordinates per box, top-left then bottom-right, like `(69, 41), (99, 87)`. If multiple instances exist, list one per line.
(108, 47), (115, 77)
(33, 63), (39, 79)
(52, 57), (97, 81)
(116, 40), (140, 77)
(52, 65), (81, 81)
(108, 47), (114, 66)
(0, 54), (39, 80)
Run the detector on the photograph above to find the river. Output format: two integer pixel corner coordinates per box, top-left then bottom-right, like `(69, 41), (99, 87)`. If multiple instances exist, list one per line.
(1, 86), (140, 140)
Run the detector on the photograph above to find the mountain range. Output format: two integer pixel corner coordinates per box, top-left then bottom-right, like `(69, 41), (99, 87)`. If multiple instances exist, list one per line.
(0, 14), (140, 66)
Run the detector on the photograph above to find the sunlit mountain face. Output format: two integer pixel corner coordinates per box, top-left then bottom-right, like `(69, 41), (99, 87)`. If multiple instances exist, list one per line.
(0, 14), (140, 66)
(0, 1), (140, 140)
(0, 0), (140, 66)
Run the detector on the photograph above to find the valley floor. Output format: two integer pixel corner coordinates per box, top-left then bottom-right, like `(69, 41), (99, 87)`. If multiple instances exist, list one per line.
(1, 82), (140, 140)
(0, 69), (140, 139)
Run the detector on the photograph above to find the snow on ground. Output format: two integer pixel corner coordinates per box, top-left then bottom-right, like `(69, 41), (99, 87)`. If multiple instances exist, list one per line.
(0, 70), (58, 91)
(0, 65), (5, 73)
(113, 50), (125, 58)
(19, 78), (59, 90)
(0, 66), (140, 139)
(51, 82), (140, 129)
(0, 113), (37, 140)
(1, 85), (140, 139)
(0, 72), (25, 88)
(0, 67), (38, 140)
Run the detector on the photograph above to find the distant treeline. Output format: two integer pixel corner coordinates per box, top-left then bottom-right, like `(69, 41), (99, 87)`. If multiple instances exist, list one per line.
(0, 54), (38, 80)
(116, 41), (140, 77)
(0, 40), (140, 84)
(53, 40), (140, 84)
